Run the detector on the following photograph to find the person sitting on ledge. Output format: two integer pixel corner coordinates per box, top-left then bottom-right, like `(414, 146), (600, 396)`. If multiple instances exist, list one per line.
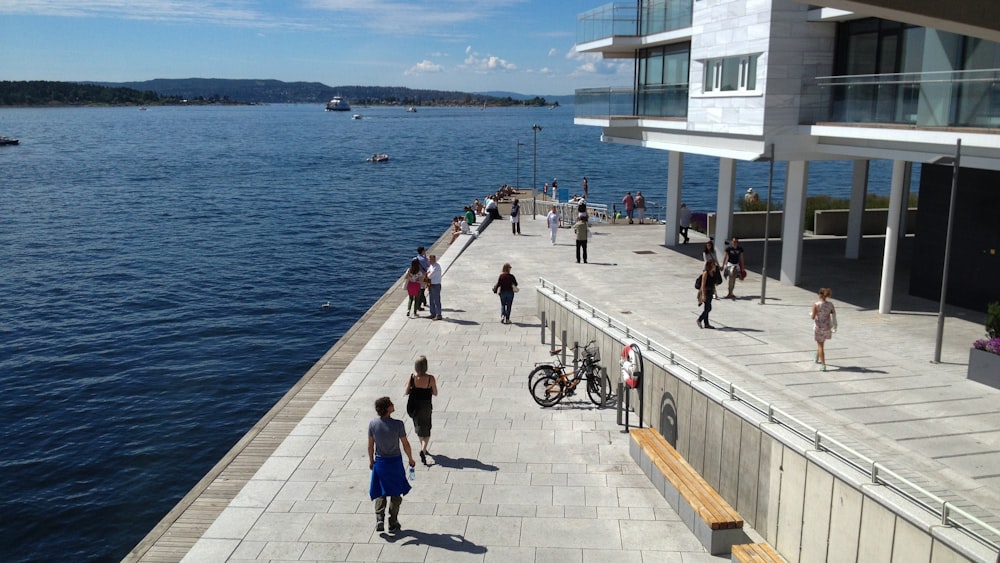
(485, 196), (502, 220)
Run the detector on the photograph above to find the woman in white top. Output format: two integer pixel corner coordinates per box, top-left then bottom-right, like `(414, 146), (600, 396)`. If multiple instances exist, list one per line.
(702, 240), (719, 268)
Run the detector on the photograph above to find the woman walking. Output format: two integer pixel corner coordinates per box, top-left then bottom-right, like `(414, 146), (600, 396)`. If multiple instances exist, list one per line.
(403, 355), (439, 465)
(698, 260), (720, 329)
(404, 259), (424, 318)
(368, 397), (416, 533)
(811, 288), (837, 371)
(510, 199), (521, 234)
(493, 262), (518, 324)
(702, 240), (719, 268)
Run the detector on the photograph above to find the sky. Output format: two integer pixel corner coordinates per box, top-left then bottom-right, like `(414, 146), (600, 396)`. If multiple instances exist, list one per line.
(0, 1), (632, 96)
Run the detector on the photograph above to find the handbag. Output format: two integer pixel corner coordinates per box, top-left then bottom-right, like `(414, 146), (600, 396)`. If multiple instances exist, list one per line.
(406, 375), (417, 417)
(513, 285), (520, 293)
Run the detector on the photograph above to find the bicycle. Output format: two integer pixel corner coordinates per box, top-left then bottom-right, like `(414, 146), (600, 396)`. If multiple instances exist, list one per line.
(528, 341), (615, 408)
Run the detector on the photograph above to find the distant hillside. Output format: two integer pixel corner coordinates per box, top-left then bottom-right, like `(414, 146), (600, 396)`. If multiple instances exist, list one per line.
(91, 79), (556, 107)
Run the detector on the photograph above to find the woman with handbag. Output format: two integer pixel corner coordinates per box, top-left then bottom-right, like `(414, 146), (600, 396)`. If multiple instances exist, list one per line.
(697, 260), (720, 329)
(403, 355), (438, 465)
(493, 262), (518, 324)
(403, 259), (424, 318)
(811, 288), (837, 371)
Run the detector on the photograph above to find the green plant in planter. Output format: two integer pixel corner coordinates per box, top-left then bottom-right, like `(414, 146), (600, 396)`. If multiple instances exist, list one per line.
(986, 301), (1000, 339)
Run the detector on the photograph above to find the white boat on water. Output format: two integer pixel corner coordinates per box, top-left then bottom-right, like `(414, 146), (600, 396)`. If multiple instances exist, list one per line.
(352, 114), (362, 120)
(406, 106), (417, 113)
(367, 153), (389, 163)
(325, 96), (351, 111)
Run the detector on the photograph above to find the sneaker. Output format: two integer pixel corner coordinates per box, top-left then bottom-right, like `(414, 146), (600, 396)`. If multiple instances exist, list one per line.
(435, 315), (443, 320)
(420, 451), (427, 465)
(704, 324), (716, 329)
(820, 364), (827, 371)
(376, 520), (385, 532)
(697, 319), (703, 329)
(388, 521), (401, 532)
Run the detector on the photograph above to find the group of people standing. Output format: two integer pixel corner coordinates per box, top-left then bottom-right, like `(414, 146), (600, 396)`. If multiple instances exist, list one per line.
(404, 246), (443, 320)
(620, 191), (647, 224)
(367, 355), (439, 533)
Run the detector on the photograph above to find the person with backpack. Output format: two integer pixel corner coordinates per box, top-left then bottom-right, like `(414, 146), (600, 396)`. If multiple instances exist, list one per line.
(697, 259), (722, 329)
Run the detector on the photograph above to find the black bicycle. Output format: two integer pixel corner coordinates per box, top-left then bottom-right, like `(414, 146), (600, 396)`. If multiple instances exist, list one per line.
(528, 341), (615, 407)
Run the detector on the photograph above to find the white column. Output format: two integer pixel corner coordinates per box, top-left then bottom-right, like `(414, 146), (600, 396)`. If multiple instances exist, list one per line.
(714, 158), (737, 242)
(665, 151), (684, 246)
(780, 160), (809, 285)
(846, 160), (869, 259)
(878, 160), (909, 314)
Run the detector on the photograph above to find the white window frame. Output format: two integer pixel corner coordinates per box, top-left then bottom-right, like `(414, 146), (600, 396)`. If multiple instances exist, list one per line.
(701, 55), (760, 96)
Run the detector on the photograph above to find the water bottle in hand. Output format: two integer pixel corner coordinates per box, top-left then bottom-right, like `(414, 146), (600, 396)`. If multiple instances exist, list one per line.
(409, 466), (415, 481)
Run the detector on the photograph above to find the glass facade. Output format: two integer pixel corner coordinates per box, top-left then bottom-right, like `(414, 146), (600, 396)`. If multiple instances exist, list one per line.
(637, 43), (690, 117)
(826, 18), (1000, 127)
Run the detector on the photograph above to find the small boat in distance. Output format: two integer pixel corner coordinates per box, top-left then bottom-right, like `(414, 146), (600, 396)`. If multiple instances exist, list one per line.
(0, 136), (19, 146)
(325, 96), (351, 111)
(367, 153), (389, 163)
(352, 114), (362, 120)
(406, 106), (417, 113)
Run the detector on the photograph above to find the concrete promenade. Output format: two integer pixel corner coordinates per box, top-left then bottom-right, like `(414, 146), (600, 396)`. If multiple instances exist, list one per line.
(135, 203), (999, 562)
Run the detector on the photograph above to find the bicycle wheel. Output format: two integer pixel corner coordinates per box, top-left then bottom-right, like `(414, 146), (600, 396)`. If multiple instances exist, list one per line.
(531, 374), (564, 407)
(528, 365), (556, 389)
(586, 370), (616, 407)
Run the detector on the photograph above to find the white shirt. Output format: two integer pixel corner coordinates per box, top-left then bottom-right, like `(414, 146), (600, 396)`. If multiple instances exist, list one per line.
(546, 210), (560, 229)
(426, 262), (443, 284)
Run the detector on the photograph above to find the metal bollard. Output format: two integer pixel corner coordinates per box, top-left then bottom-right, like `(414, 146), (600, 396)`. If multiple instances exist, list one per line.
(540, 311), (546, 344)
(561, 331), (568, 365)
(549, 320), (556, 353)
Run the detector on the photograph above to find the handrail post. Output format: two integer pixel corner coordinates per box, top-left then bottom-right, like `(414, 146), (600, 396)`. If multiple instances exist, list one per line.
(540, 311), (547, 344)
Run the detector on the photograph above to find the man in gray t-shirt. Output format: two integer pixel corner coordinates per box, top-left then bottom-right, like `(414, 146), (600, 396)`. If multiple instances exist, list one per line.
(368, 397), (416, 532)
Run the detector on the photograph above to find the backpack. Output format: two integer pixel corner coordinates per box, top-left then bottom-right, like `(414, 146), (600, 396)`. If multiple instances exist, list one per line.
(694, 273), (703, 290)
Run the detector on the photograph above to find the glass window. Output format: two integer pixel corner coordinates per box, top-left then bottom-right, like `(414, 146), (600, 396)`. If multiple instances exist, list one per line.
(704, 55), (759, 92)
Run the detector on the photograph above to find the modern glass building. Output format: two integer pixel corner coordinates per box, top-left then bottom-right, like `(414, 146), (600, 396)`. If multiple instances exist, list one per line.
(575, 0), (1000, 311)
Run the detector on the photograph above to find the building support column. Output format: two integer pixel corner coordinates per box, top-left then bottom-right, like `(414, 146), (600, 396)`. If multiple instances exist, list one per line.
(780, 160), (809, 285)
(714, 158), (737, 243)
(665, 151), (684, 246)
(846, 160), (869, 259)
(878, 160), (910, 314)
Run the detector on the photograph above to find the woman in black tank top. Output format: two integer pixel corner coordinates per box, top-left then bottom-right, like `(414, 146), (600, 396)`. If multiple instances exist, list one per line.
(404, 355), (438, 465)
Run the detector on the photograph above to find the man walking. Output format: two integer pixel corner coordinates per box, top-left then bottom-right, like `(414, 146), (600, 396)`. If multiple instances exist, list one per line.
(635, 191), (646, 224)
(546, 205), (560, 244)
(426, 254), (443, 320)
(573, 215), (589, 263)
(722, 237), (746, 299)
(368, 397), (416, 533)
(622, 191), (635, 224)
(679, 203), (692, 243)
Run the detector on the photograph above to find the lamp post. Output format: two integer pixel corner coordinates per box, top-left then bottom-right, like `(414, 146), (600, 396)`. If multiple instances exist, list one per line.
(933, 138), (961, 363)
(532, 124), (542, 219)
(759, 143), (775, 305)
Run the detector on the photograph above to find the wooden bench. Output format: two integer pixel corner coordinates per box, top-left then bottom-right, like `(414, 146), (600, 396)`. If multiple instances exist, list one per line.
(731, 542), (785, 562)
(629, 428), (748, 555)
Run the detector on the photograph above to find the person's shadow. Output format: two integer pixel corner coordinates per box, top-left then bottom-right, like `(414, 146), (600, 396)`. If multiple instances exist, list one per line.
(427, 454), (498, 472)
(381, 529), (487, 554)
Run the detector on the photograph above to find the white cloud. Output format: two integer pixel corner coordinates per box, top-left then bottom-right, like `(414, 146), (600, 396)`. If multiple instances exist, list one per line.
(548, 48), (559, 57)
(405, 60), (444, 75)
(461, 45), (516, 73)
(564, 47), (626, 77)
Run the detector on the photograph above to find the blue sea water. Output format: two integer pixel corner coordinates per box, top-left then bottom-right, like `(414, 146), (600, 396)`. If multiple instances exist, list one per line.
(0, 104), (905, 562)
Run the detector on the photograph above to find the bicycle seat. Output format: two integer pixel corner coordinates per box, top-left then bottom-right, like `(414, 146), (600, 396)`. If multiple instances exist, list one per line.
(549, 348), (562, 356)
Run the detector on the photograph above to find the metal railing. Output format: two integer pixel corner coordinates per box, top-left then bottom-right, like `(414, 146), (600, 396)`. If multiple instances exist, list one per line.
(575, 85), (689, 119)
(537, 278), (1000, 557)
(577, 1), (693, 44)
(800, 69), (1000, 129)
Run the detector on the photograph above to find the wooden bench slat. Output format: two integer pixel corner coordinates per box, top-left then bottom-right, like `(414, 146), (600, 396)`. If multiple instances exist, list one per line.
(732, 542), (784, 563)
(631, 428), (742, 529)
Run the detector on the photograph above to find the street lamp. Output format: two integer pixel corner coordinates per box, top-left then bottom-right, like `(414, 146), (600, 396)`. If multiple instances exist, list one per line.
(933, 139), (962, 363)
(758, 144), (775, 305)
(532, 124), (542, 219)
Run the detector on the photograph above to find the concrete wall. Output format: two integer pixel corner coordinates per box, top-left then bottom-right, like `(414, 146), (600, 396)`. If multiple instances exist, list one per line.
(814, 208), (919, 236)
(536, 288), (996, 563)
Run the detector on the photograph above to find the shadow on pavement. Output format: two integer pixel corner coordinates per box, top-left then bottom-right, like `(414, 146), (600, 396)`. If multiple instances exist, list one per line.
(381, 529), (487, 554)
(427, 454), (498, 472)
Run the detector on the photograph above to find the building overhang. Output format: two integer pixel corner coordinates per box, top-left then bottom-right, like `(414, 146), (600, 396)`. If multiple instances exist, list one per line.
(795, 0), (1000, 43)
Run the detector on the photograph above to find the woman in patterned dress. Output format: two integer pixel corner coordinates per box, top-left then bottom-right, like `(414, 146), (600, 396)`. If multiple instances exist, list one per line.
(811, 288), (837, 371)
